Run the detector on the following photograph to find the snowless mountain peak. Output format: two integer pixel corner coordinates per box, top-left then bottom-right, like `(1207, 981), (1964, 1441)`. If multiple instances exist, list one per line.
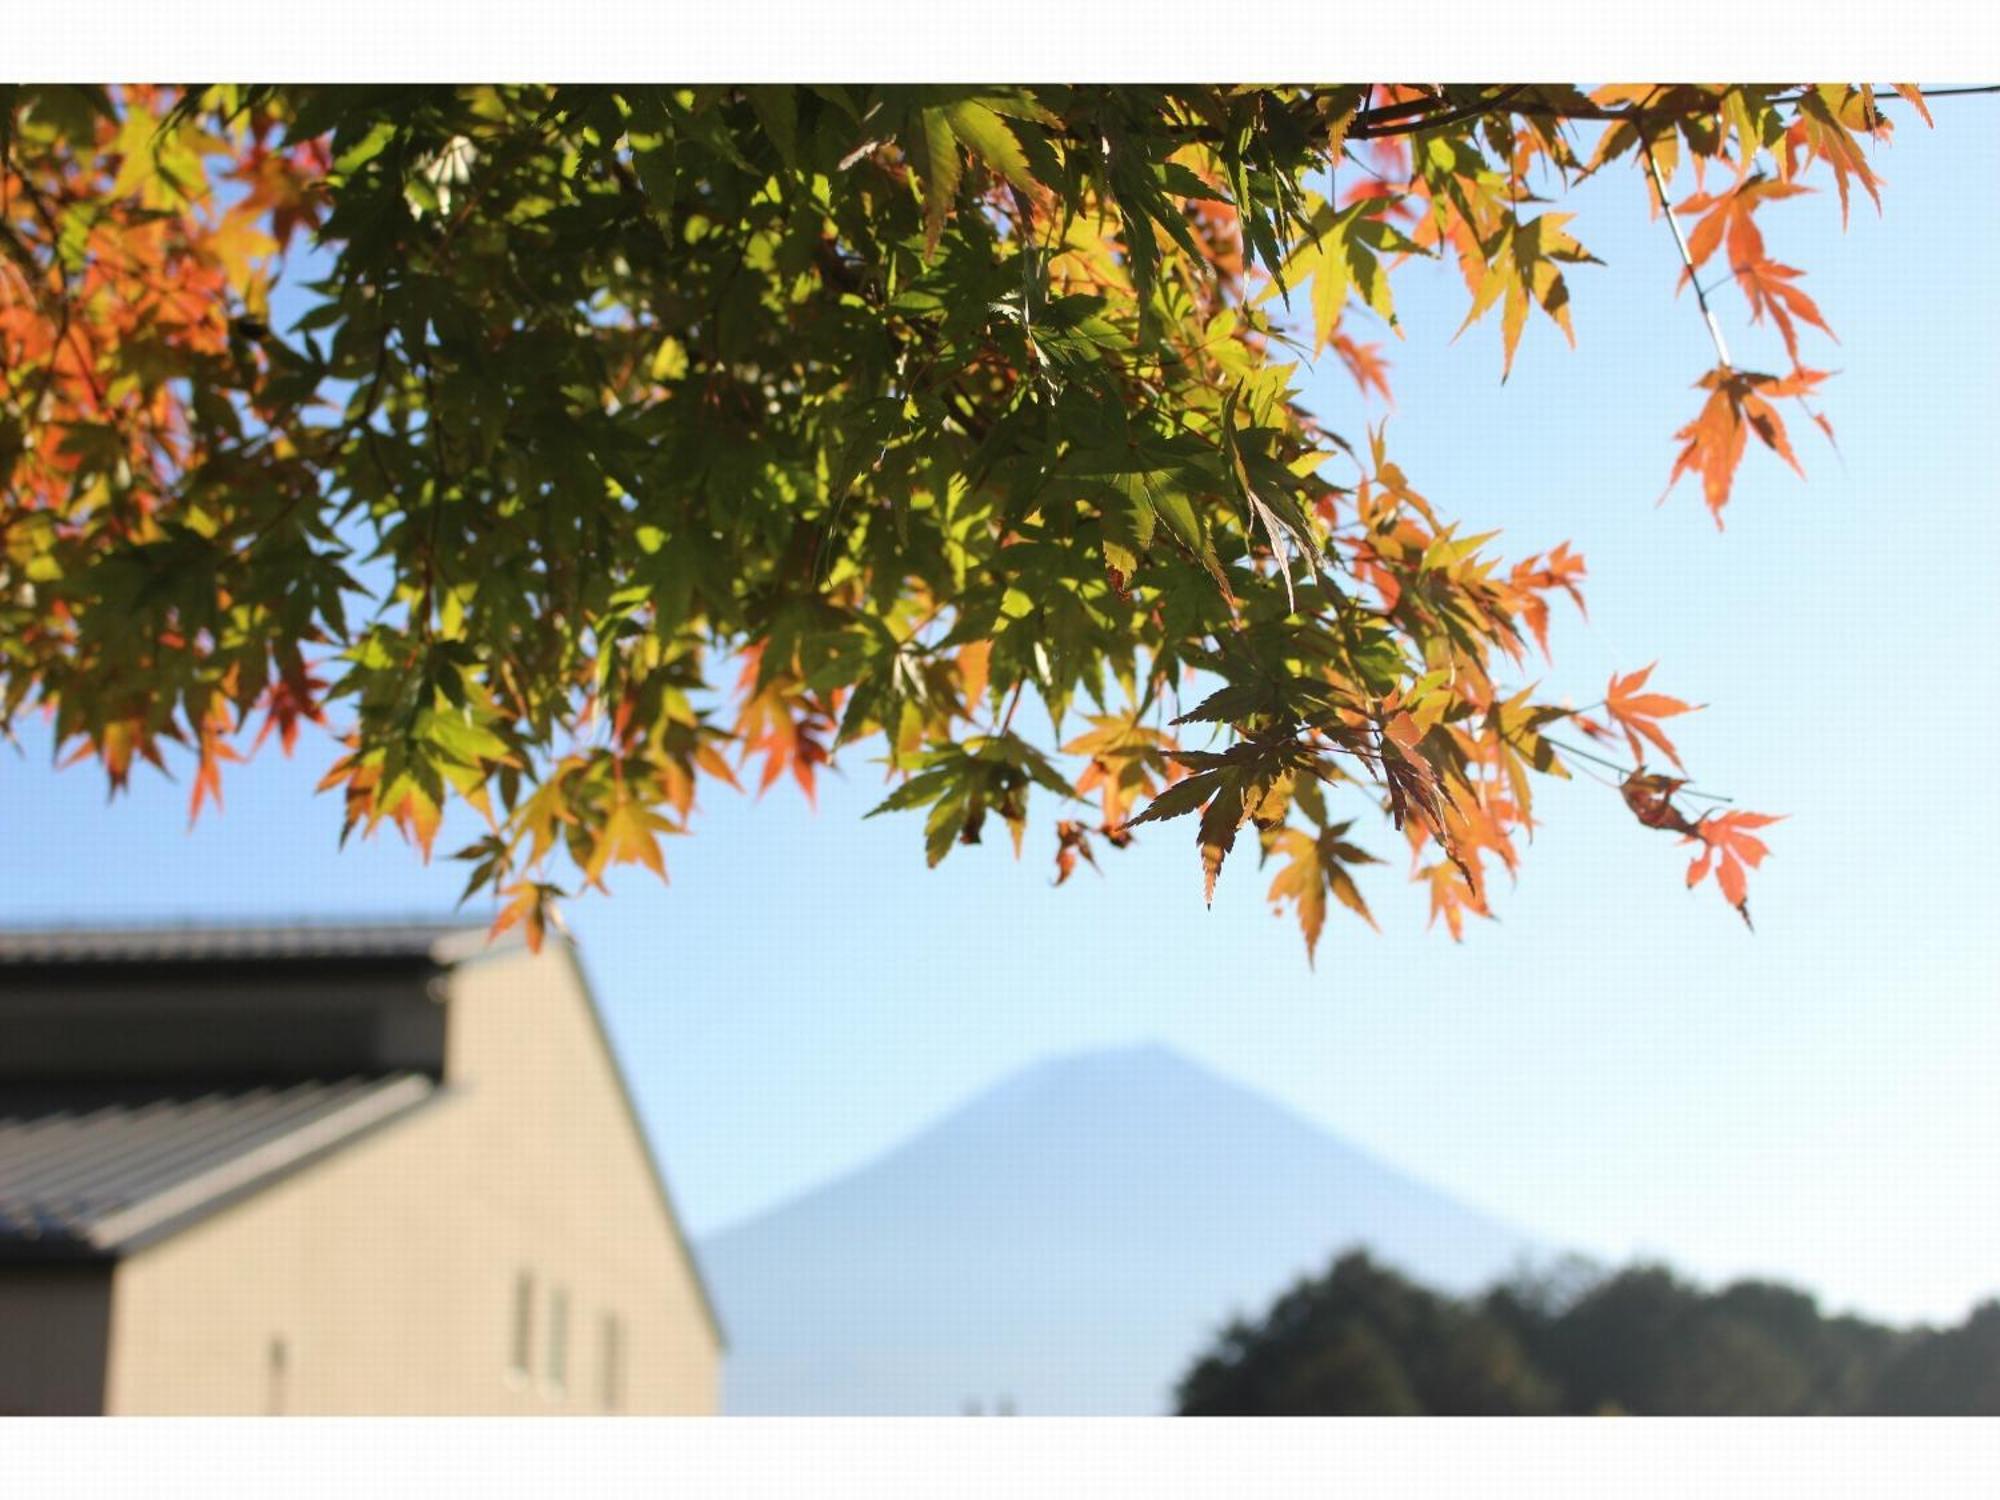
(701, 1045), (1538, 1415)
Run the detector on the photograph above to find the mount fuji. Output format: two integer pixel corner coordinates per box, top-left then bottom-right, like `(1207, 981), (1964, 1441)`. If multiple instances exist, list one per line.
(699, 1044), (1541, 1414)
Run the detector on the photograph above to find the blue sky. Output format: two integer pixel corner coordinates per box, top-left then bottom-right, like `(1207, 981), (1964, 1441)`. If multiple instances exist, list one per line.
(5, 102), (1995, 1325)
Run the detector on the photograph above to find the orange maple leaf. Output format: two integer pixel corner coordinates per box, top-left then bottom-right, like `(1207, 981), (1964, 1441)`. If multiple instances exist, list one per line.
(1604, 663), (1697, 771)
(1062, 714), (1183, 829)
(956, 640), (992, 716)
(1674, 177), (1811, 284)
(1786, 90), (1886, 227)
(388, 785), (444, 861)
(1419, 859), (1488, 942)
(489, 880), (562, 953)
(1891, 85), (1934, 129)
(1508, 542), (1588, 658)
(1733, 259), (1835, 365)
(252, 664), (329, 755)
(1331, 330), (1394, 404)
(733, 651), (834, 806)
(1686, 809), (1785, 929)
(188, 706), (244, 825)
(1663, 366), (1830, 526)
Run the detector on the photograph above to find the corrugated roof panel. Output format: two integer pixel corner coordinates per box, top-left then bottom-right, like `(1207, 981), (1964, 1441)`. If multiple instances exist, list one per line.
(0, 1074), (437, 1254)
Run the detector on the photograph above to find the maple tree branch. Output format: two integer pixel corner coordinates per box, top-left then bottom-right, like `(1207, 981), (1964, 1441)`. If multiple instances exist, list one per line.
(8, 223), (125, 509)
(1024, 83), (1982, 197)
(1340, 87), (1438, 129)
(1894, 84), (2000, 99)
(1336, 82), (1996, 148)
(1643, 140), (1732, 370)
(1347, 85), (1531, 140)
(330, 321), (400, 488)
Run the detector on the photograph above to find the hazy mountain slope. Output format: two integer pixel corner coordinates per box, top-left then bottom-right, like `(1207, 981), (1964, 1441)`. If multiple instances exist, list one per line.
(700, 1044), (1539, 1414)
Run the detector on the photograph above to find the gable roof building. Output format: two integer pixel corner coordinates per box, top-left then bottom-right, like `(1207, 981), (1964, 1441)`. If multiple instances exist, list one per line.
(0, 921), (720, 1415)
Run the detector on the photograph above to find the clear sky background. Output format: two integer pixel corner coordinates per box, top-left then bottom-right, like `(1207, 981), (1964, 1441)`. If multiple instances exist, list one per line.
(4, 100), (1994, 1326)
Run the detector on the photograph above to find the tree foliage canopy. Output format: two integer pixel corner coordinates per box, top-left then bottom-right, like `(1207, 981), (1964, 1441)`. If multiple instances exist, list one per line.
(0, 84), (1936, 952)
(1176, 1250), (2000, 1416)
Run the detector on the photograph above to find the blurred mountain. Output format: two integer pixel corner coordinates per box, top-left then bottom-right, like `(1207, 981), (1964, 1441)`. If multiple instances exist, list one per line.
(700, 1044), (1541, 1414)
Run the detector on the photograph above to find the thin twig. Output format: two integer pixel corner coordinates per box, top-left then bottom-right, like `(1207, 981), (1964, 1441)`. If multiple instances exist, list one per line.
(997, 679), (1026, 736)
(1643, 140), (1732, 370)
(1541, 732), (1735, 803)
(1894, 84), (2000, 99)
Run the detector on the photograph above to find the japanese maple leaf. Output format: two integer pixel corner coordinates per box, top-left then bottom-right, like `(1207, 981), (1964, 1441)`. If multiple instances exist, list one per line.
(1789, 88), (1887, 226)
(63, 717), (171, 794)
(1331, 330), (1393, 404)
(1419, 859), (1488, 941)
(1686, 809), (1785, 929)
(956, 640), (992, 714)
(252, 664), (330, 755)
(1663, 366), (1830, 526)
(1674, 177), (1811, 282)
(1061, 713), (1181, 828)
(489, 880), (565, 952)
(734, 652), (834, 805)
(1052, 818), (1127, 887)
(1604, 663), (1697, 771)
(1457, 211), (1600, 380)
(383, 781), (444, 861)
(188, 699), (244, 825)
(1261, 823), (1380, 967)
(582, 792), (678, 888)
(1619, 771), (1703, 837)
(1508, 542), (1588, 658)
(1733, 259), (1835, 365)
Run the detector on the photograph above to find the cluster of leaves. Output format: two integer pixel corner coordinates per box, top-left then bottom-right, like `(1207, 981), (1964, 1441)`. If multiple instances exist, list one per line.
(1177, 1250), (2000, 1416)
(0, 84), (1922, 956)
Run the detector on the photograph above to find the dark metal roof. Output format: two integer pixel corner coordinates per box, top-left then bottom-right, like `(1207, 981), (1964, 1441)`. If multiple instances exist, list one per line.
(0, 1074), (438, 1257)
(0, 920), (501, 968)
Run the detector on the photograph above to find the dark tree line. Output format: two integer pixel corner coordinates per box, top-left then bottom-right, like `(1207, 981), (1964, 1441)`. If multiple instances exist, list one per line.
(1176, 1251), (2000, 1415)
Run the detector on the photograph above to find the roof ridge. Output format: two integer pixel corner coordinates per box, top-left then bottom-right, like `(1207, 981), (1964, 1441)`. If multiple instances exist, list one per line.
(0, 919), (521, 967)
